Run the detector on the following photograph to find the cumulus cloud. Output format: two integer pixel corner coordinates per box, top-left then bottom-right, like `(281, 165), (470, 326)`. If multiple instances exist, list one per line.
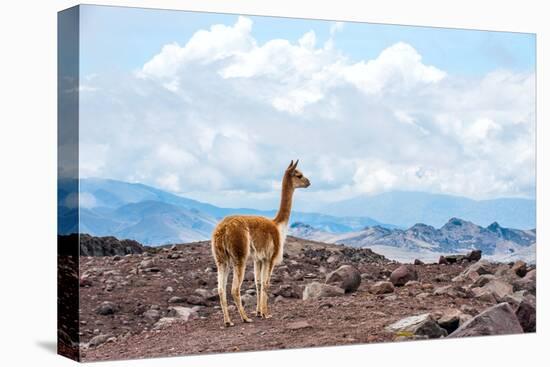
(79, 16), (535, 209)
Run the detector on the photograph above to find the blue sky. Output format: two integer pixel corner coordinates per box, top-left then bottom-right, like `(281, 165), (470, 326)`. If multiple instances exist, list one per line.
(76, 5), (536, 209)
(80, 5), (535, 77)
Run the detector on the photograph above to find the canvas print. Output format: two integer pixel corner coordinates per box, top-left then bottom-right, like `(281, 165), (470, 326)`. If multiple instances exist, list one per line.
(58, 5), (536, 362)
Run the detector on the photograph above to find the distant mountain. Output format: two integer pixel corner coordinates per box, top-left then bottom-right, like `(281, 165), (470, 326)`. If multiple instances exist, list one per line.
(290, 218), (536, 262)
(318, 191), (535, 229)
(62, 178), (393, 245)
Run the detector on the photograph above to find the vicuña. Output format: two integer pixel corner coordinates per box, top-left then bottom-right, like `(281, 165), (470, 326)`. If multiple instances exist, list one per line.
(211, 160), (310, 326)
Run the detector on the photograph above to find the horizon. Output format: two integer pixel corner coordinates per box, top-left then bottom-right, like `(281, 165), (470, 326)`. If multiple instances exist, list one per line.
(75, 176), (536, 230)
(75, 5), (536, 210)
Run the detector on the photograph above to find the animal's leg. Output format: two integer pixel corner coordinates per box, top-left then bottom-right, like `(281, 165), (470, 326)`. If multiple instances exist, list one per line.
(260, 259), (275, 319)
(231, 261), (252, 323)
(216, 262), (233, 327)
(254, 259), (262, 317)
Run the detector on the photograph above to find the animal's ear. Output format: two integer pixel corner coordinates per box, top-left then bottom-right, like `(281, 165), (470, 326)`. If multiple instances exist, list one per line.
(291, 159), (299, 170)
(287, 160), (294, 170)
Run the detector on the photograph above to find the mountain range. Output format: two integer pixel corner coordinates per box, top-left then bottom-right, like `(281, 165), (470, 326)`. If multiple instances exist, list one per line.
(57, 178), (536, 262)
(290, 219), (536, 263)
(58, 178), (391, 244)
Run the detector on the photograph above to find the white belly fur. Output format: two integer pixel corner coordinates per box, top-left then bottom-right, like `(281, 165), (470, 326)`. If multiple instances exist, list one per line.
(275, 221), (288, 264)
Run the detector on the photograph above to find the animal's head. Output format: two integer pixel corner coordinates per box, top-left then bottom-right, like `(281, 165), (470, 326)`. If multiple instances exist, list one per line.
(285, 160), (311, 189)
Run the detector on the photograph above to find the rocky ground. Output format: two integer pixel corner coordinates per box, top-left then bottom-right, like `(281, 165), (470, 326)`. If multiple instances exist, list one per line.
(73, 236), (536, 362)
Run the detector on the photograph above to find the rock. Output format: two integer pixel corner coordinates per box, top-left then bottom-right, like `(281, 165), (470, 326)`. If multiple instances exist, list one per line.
(386, 314), (447, 339)
(153, 317), (180, 330)
(369, 281), (395, 295)
(303, 282), (345, 300)
(438, 256), (449, 265)
(434, 274), (450, 283)
(471, 287), (497, 303)
(466, 250), (482, 262)
(168, 296), (185, 304)
(326, 254), (340, 264)
(165, 286), (173, 293)
(494, 264), (511, 277)
(414, 259), (424, 265)
(515, 295), (536, 332)
(79, 277), (93, 287)
(286, 321), (312, 330)
(241, 294), (256, 307)
(405, 280), (421, 287)
(139, 259), (153, 268)
(463, 260), (492, 277)
(88, 334), (111, 348)
(416, 292), (430, 300)
(96, 301), (117, 315)
(142, 309), (161, 322)
(433, 285), (470, 298)
(481, 279), (513, 302)
(389, 265), (418, 286)
(273, 284), (301, 299)
(449, 303), (523, 337)
(325, 265), (361, 293)
(512, 269), (536, 294)
(435, 309), (471, 334)
(186, 295), (207, 306)
(194, 288), (218, 301)
(167, 306), (197, 321)
(472, 274), (497, 288)
(502, 290), (528, 307)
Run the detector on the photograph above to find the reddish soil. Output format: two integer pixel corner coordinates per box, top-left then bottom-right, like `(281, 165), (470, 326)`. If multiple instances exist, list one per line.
(77, 237), (501, 362)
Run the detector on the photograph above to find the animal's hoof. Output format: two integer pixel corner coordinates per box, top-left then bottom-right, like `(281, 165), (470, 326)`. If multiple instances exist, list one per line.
(224, 321), (235, 327)
(263, 314), (273, 319)
(256, 311), (262, 318)
(243, 317), (253, 323)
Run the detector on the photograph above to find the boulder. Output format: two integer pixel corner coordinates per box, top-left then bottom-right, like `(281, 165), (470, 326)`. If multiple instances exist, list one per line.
(303, 282), (345, 300)
(512, 269), (536, 294)
(414, 259), (424, 265)
(389, 265), (418, 286)
(435, 309), (471, 334)
(463, 260), (492, 276)
(167, 306), (197, 321)
(438, 256), (449, 265)
(325, 265), (361, 293)
(433, 285), (471, 298)
(96, 301), (118, 315)
(471, 287), (497, 303)
(466, 250), (482, 262)
(482, 279), (513, 302)
(186, 294), (207, 306)
(88, 334), (112, 348)
(386, 313), (447, 339)
(273, 284), (302, 299)
(472, 274), (497, 288)
(168, 296), (185, 304)
(142, 309), (161, 322)
(449, 303), (523, 337)
(515, 295), (536, 332)
(369, 281), (395, 295)
(194, 288), (218, 301)
(511, 261), (527, 277)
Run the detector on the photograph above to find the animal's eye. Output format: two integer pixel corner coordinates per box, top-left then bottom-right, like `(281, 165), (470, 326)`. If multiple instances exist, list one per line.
(296, 174), (302, 178)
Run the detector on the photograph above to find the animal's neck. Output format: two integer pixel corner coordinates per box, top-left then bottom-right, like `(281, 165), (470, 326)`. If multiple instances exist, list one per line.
(273, 176), (294, 225)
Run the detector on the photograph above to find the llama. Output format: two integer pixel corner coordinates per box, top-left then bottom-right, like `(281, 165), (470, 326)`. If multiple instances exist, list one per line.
(211, 160), (310, 326)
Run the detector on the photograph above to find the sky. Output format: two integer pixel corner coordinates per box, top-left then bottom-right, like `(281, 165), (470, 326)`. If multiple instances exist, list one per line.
(76, 5), (536, 210)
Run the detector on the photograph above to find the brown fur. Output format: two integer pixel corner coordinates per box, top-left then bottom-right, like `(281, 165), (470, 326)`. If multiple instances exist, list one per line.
(211, 160), (310, 326)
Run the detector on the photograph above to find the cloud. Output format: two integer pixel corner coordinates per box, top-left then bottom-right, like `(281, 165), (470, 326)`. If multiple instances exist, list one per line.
(79, 16), (535, 209)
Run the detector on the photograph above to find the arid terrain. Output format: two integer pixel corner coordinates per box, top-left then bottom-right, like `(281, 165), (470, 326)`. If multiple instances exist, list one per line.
(68, 235), (535, 362)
